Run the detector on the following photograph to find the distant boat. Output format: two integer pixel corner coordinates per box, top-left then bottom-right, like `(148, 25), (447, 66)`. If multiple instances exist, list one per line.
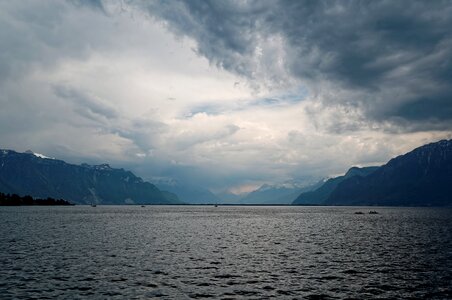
(368, 211), (378, 214)
(141, 205), (145, 208)
(214, 204), (218, 207)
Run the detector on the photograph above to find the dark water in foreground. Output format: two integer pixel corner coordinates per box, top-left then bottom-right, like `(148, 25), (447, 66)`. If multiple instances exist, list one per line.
(1, 206), (451, 299)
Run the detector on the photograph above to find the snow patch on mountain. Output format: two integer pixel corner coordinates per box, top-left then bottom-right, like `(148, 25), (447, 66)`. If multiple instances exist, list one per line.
(25, 150), (54, 159)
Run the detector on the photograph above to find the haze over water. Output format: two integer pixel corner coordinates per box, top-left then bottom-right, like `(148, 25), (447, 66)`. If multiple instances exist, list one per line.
(1, 206), (451, 299)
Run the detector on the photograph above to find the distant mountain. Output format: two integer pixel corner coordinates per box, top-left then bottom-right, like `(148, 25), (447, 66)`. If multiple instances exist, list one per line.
(293, 167), (378, 205)
(239, 184), (295, 204)
(326, 140), (452, 206)
(0, 149), (181, 205)
(153, 178), (220, 204)
(215, 191), (245, 204)
(240, 181), (323, 204)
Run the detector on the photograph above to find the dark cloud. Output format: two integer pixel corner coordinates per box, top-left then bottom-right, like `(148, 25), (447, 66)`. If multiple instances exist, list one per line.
(396, 96), (452, 122)
(279, 1), (450, 88)
(1, 0), (451, 191)
(142, 0), (452, 130)
(141, 1), (268, 78)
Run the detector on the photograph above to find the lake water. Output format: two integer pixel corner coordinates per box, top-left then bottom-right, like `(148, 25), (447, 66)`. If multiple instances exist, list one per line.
(1, 206), (451, 299)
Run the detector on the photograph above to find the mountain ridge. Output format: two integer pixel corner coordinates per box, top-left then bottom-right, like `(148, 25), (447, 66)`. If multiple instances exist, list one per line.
(240, 181), (324, 204)
(326, 139), (452, 206)
(152, 177), (220, 204)
(293, 166), (378, 205)
(0, 149), (181, 205)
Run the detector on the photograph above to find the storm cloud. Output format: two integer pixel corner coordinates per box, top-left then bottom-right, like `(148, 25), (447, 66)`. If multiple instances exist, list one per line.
(0, 0), (451, 191)
(142, 0), (452, 129)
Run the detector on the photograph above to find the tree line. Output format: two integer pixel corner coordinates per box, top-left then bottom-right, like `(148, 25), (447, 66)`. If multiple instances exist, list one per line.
(0, 192), (73, 206)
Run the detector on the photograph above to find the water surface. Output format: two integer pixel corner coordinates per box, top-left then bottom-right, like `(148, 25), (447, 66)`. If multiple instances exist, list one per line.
(1, 206), (451, 299)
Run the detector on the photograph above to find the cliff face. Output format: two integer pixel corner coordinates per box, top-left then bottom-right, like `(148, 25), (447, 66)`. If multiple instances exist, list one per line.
(0, 150), (180, 205)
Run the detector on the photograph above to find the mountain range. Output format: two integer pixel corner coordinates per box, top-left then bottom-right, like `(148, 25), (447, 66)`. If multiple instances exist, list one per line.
(152, 178), (220, 204)
(0, 149), (181, 205)
(293, 167), (378, 205)
(293, 140), (452, 206)
(239, 181), (323, 204)
(1, 139), (451, 206)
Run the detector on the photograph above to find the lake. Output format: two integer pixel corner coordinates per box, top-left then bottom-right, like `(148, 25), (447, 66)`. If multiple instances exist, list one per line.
(1, 206), (451, 299)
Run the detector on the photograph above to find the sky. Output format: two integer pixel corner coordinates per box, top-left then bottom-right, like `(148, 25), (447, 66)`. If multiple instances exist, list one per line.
(1, 0), (452, 193)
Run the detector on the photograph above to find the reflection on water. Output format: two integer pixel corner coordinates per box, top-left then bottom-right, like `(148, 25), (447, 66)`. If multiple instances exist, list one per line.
(1, 206), (451, 299)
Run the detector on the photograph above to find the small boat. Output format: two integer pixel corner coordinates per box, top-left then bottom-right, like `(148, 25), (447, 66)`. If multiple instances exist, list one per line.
(141, 205), (145, 208)
(214, 204), (218, 207)
(368, 210), (379, 214)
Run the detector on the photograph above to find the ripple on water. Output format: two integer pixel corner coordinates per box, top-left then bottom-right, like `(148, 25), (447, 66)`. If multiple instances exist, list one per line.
(188, 292), (214, 298)
(0, 206), (451, 299)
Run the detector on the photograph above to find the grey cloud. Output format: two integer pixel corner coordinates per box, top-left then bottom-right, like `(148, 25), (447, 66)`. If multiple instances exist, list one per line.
(133, 160), (267, 191)
(140, 1), (269, 78)
(278, 1), (450, 88)
(173, 123), (240, 150)
(141, 0), (452, 130)
(2, 0), (451, 191)
(54, 85), (119, 120)
(54, 85), (169, 153)
(68, 0), (105, 13)
(114, 119), (169, 153)
(0, 1), (113, 84)
(186, 104), (226, 117)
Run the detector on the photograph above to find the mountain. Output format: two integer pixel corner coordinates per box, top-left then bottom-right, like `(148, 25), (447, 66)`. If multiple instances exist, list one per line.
(326, 140), (452, 206)
(239, 184), (295, 204)
(240, 181), (324, 204)
(153, 178), (220, 204)
(293, 166), (379, 205)
(0, 149), (181, 205)
(215, 191), (245, 204)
